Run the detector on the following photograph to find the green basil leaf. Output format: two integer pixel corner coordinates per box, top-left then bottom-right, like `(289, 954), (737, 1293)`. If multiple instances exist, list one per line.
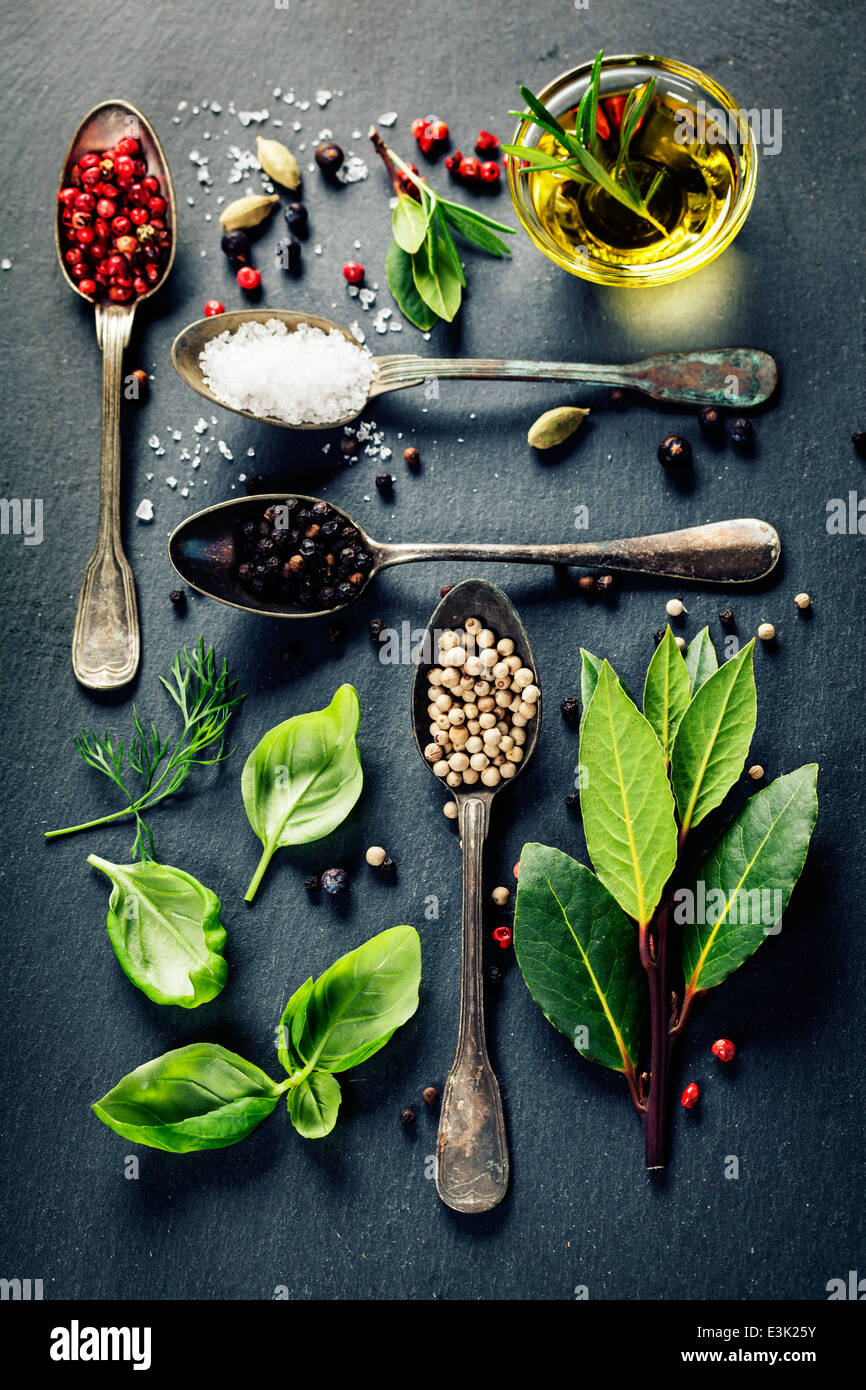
(580, 661), (678, 925)
(685, 626), (719, 693)
(385, 240), (438, 330)
(680, 765), (818, 992)
(92, 1044), (281, 1152)
(294, 925), (421, 1072)
(411, 235), (462, 322)
(276, 977), (313, 1073)
(514, 843), (646, 1072)
(642, 627), (691, 762)
(439, 201), (514, 257)
(392, 194), (430, 254)
(288, 1070), (342, 1139)
(242, 684), (363, 902)
(671, 641), (757, 837)
(87, 855), (227, 1008)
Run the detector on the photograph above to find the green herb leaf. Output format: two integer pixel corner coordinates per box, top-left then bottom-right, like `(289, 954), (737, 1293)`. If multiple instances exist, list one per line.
(680, 765), (819, 992)
(514, 843), (647, 1072)
(87, 855), (227, 1008)
(579, 647), (636, 730)
(293, 926), (421, 1073)
(434, 208), (466, 287)
(385, 240), (438, 331)
(439, 201), (513, 257)
(92, 1044), (282, 1152)
(276, 977), (314, 1074)
(288, 1070), (342, 1138)
(685, 626), (719, 693)
(411, 234), (463, 322)
(643, 627), (691, 763)
(392, 194), (430, 254)
(580, 662), (678, 925)
(671, 642), (757, 838)
(242, 685), (363, 902)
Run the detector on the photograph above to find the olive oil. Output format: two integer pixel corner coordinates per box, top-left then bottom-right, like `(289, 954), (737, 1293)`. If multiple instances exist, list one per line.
(530, 93), (737, 269)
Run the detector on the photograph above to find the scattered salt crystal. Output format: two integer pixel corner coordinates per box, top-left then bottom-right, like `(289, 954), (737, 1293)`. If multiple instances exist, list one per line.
(145, 472), (154, 481)
(180, 487), (189, 498)
(297, 100), (310, 112)
(349, 321), (365, 343)
(246, 447), (255, 456)
(198, 318), (376, 427)
(272, 87), (282, 98)
(238, 109), (269, 126)
(314, 244), (323, 255)
(238, 472), (247, 482)
(379, 112), (398, 126)
(218, 440), (233, 459)
(358, 287), (377, 310)
(155, 447), (165, 457)
(136, 499), (154, 522)
(317, 128), (333, 141)
(322, 443), (331, 454)
(379, 447), (392, 461)
(337, 155), (368, 184)
(389, 322), (403, 332)
(316, 90), (332, 107)
(194, 418), (208, 434)
(0, 258), (11, 271)
(292, 121), (302, 131)
(282, 92), (295, 105)
(211, 101), (222, 113)
(166, 476), (178, 489)
(147, 434), (160, 449)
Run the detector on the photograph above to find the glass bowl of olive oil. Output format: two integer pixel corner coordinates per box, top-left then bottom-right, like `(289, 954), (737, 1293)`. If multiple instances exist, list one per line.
(507, 54), (758, 287)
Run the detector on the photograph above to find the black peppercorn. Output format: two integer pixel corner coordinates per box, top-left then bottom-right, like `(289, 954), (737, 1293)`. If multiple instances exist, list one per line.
(168, 589), (186, 609)
(315, 141), (344, 177)
(698, 405), (724, 438)
(608, 387), (627, 410)
(321, 867), (348, 894)
(565, 791), (580, 811)
(369, 617), (387, 641)
(486, 963), (504, 986)
(852, 429), (866, 460)
(304, 873), (320, 893)
(375, 473), (393, 495)
(596, 573), (615, 594)
(560, 695), (581, 728)
(324, 623), (346, 644)
(340, 436), (360, 458)
(399, 1107), (416, 1126)
(657, 435), (693, 468)
(728, 417), (754, 452)
(719, 607), (736, 631)
(653, 628), (666, 645)
(220, 229), (250, 261)
(422, 1086), (439, 1107)
(321, 519), (341, 537)
(284, 201), (308, 236)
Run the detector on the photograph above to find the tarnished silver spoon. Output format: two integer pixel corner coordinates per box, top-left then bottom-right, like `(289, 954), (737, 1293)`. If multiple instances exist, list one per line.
(168, 494), (780, 618)
(411, 579), (542, 1213)
(57, 101), (176, 689)
(170, 307), (778, 430)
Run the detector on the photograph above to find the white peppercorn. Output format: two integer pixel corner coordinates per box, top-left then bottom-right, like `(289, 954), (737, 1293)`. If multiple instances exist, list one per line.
(491, 886), (510, 907)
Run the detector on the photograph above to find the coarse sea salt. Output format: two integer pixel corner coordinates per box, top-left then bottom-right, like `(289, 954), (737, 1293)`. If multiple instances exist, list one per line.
(198, 319), (376, 426)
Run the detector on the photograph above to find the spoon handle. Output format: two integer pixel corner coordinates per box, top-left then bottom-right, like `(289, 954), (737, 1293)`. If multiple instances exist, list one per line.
(377, 518), (780, 585)
(72, 306), (140, 690)
(377, 349), (777, 409)
(436, 796), (509, 1214)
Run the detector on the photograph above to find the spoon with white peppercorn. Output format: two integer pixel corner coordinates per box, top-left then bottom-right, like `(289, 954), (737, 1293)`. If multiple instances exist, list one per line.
(168, 495), (782, 618)
(411, 579), (541, 1214)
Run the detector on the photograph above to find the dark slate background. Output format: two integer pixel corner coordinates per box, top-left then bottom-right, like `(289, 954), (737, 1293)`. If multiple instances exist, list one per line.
(1, 0), (863, 1302)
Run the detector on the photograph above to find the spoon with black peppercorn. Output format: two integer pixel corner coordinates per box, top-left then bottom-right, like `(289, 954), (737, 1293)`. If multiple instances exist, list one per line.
(410, 579), (542, 1213)
(168, 495), (781, 618)
(171, 308), (778, 426)
(58, 101), (177, 689)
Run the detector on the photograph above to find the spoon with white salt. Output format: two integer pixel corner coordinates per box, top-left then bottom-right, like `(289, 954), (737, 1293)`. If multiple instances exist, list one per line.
(170, 308), (778, 427)
(168, 492), (781, 620)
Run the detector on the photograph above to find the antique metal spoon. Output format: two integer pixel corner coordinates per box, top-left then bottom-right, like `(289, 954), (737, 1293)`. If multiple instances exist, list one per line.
(411, 579), (541, 1213)
(168, 494), (780, 617)
(57, 101), (176, 689)
(170, 307), (778, 430)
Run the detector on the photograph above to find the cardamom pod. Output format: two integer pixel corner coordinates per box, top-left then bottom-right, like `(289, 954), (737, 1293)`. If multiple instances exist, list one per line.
(219, 193), (280, 232)
(256, 136), (302, 191)
(527, 405), (589, 450)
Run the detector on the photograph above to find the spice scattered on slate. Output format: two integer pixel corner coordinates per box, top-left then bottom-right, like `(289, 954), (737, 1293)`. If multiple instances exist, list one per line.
(324, 622), (347, 644)
(698, 405), (724, 438)
(304, 873), (320, 894)
(168, 589), (186, 609)
(375, 472), (393, 495)
(596, 573), (615, 593)
(719, 607), (736, 631)
(853, 429), (866, 460)
(422, 1086), (439, 1106)
(608, 387), (627, 410)
(340, 435), (360, 457)
(403, 445), (421, 469)
(657, 435), (692, 468)
(560, 695), (580, 728)
(565, 791), (580, 811)
(653, 628), (666, 645)
(321, 867), (348, 894)
(368, 616), (387, 641)
(440, 584), (453, 597)
(728, 416), (754, 452)
(399, 1107), (416, 1126)
(577, 575), (596, 594)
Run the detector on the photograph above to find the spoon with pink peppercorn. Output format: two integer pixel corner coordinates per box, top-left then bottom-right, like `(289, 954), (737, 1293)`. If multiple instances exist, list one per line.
(171, 308), (777, 430)
(410, 578), (542, 1212)
(57, 101), (176, 689)
(168, 494), (780, 619)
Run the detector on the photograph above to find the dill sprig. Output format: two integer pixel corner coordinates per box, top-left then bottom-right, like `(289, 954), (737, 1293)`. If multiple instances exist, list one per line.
(502, 49), (670, 238)
(46, 638), (245, 860)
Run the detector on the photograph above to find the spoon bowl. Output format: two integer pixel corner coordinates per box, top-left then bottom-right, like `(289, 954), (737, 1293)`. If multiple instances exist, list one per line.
(170, 307), (778, 430)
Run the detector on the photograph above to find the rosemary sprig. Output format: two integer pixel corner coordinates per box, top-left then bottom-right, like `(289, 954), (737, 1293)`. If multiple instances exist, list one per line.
(46, 638), (245, 860)
(502, 49), (670, 239)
